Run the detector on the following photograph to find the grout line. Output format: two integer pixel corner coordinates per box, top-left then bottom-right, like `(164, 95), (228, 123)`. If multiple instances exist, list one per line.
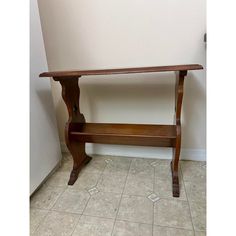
(31, 157), (204, 235)
(80, 193), (91, 215)
(152, 224), (195, 232)
(195, 230), (206, 234)
(30, 184), (68, 211)
(45, 208), (82, 216)
(49, 186), (68, 210)
(31, 157), (106, 236)
(180, 163), (196, 235)
(75, 211), (196, 233)
(33, 185), (70, 234)
(96, 157), (109, 184)
(152, 165), (155, 236)
(69, 204), (88, 236)
(80, 212), (195, 232)
(69, 159), (108, 236)
(69, 215), (82, 236)
(84, 191), (189, 202)
(110, 157), (133, 235)
(30, 209), (51, 235)
(70, 210), (84, 236)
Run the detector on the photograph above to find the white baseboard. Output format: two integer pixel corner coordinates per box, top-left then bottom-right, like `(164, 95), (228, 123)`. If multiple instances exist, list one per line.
(180, 148), (206, 161)
(60, 143), (206, 161)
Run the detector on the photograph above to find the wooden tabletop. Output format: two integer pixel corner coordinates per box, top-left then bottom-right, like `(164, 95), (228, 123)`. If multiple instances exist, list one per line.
(40, 64), (203, 78)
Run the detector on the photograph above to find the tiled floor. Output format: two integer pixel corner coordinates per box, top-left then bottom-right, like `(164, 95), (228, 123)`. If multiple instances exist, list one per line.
(30, 154), (206, 236)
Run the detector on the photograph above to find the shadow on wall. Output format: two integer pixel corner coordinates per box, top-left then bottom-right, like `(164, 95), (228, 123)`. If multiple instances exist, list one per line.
(82, 73), (175, 124)
(182, 72), (206, 149)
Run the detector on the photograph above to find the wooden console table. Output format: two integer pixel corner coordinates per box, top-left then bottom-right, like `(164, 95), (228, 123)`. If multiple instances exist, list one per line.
(40, 64), (203, 197)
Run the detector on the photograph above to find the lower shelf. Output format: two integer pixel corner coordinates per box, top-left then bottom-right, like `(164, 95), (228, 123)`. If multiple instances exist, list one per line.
(70, 123), (176, 147)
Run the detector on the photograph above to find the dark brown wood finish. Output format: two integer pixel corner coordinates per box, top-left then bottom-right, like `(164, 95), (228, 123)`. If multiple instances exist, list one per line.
(171, 70), (187, 197)
(59, 77), (91, 185)
(40, 64), (203, 78)
(70, 123), (176, 147)
(40, 64), (203, 197)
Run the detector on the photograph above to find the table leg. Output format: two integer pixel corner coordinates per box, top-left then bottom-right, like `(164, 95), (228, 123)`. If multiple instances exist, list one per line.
(171, 70), (187, 197)
(55, 76), (92, 185)
(66, 141), (91, 185)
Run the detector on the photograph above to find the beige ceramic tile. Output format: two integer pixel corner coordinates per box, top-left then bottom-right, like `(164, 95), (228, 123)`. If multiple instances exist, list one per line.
(181, 161), (206, 183)
(83, 191), (121, 218)
(46, 171), (70, 187)
(107, 155), (133, 161)
(154, 198), (192, 230)
(184, 181), (206, 202)
(97, 173), (127, 194)
(91, 154), (109, 161)
(189, 201), (206, 231)
(129, 158), (155, 178)
(30, 209), (49, 234)
(52, 188), (90, 214)
(154, 178), (186, 200)
(195, 231), (206, 236)
(123, 174), (153, 196)
(30, 185), (65, 210)
(112, 220), (152, 236)
(33, 211), (80, 236)
(62, 152), (72, 160)
(154, 163), (172, 180)
(153, 226), (194, 236)
(103, 156), (132, 175)
(59, 154), (73, 172)
(72, 215), (114, 236)
(81, 156), (107, 174)
(117, 195), (153, 224)
(150, 159), (171, 166)
(70, 171), (101, 191)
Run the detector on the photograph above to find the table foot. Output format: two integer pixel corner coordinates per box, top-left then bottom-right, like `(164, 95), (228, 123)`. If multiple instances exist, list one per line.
(171, 161), (180, 197)
(68, 155), (92, 185)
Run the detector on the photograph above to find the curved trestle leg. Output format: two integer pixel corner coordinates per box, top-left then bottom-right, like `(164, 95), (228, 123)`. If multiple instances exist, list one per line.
(171, 70), (187, 197)
(55, 76), (92, 186)
(67, 142), (92, 185)
(171, 160), (180, 197)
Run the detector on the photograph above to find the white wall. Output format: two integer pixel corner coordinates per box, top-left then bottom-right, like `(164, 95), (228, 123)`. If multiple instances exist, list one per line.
(30, 0), (62, 194)
(38, 0), (206, 161)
